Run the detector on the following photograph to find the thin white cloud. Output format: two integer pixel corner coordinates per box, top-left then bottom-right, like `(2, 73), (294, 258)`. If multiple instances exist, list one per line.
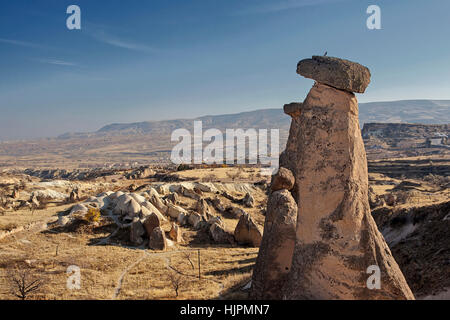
(33, 58), (76, 66)
(234, 0), (348, 15)
(0, 38), (46, 49)
(87, 29), (158, 54)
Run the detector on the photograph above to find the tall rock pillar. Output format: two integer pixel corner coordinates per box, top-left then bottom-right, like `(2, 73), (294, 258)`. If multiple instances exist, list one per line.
(253, 56), (414, 300)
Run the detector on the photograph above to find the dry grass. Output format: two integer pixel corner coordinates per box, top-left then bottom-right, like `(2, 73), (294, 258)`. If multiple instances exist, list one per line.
(0, 220), (258, 300)
(0, 204), (73, 230)
(1, 162), (446, 300)
(175, 167), (269, 183)
(0, 172), (265, 300)
(117, 247), (257, 300)
(368, 172), (450, 209)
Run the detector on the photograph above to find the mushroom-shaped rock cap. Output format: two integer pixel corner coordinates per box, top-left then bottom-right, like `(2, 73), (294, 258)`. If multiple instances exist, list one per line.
(297, 56), (371, 93)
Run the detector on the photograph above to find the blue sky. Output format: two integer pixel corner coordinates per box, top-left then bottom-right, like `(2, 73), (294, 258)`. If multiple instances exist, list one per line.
(1, 0), (450, 140)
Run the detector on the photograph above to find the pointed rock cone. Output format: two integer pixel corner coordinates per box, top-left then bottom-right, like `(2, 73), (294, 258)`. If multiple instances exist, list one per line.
(282, 81), (414, 300)
(250, 189), (297, 299)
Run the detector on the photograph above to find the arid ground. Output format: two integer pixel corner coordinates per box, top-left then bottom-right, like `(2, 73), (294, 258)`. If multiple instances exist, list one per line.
(0, 156), (448, 300)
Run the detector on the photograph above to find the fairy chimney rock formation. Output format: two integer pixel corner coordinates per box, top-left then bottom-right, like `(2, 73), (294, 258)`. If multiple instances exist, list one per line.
(252, 56), (414, 300)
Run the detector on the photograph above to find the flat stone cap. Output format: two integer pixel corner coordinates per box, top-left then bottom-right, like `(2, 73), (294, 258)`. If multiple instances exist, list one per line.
(297, 56), (371, 93)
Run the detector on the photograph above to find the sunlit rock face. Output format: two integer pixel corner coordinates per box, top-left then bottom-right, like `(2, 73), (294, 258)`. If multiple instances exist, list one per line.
(252, 56), (414, 300)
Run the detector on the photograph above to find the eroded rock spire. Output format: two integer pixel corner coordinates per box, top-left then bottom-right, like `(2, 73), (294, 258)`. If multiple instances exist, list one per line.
(251, 56), (414, 300)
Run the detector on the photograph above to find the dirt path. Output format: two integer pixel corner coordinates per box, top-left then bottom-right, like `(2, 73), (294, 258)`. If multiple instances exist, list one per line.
(112, 251), (149, 299)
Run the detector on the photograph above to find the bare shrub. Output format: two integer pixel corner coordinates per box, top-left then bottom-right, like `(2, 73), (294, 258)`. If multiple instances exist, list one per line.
(8, 267), (43, 300)
(395, 191), (412, 205)
(177, 164), (191, 171)
(0, 189), (7, 206)
(182, 251), (195, 270)
(202, 174), (216, 183)
(423, 174), (450, 187)
(166, 271), (186, 298)
(36, 196), (51, 210)
(226, 170), (241, 181)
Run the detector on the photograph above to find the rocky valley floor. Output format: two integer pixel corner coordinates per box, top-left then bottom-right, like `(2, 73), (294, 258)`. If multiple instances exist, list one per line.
(0, 163), (448, 300)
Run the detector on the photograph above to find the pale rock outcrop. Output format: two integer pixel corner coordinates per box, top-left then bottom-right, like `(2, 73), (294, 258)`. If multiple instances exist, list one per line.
(140, 205), (152, 218)
(211, 197), (225, 213)
(185, 189), (201, 201)
(155, 185), (169, 196)
(196, 198), (211, 217)
(250, 190), (297, 299)
(166, 203), (188, 219)
(194, 182), (214, 193)
(209, 223), (234, 244)
(234, 213), (262, 247)
(58, 215), (71, 226)
(166, 193), (179, 204)
(113, 194), (134, 214)
(188, 212), (204, 229)
(193, 186), (204, 196)
(130, 193), (147, 204)
(108, 191), (124, 203)
(98, 191), (113, 197)
(127, 167), (155, 179)
(149, 193), (168, 215)
(178, 185), (201, 200)
(243, 193), (255, 208)
(168, 223), (184, 243)
(87, 196), (109, 211)
(130, 218), (145, 246)
(112, 190), (125, 198)
(177, 212), (188, 225)
(141, 200), (167, 222)
(207, 216), (224, 228)
(146, 187), (160, 199)
(86, 196), (97, 203)
(143, 212), (161, 237)
(70, 203), (88, 215)
(226, 206), (246, 219)
(31, 189), (68, 201)
(149, 227), (167, 250)
(123, 198), (141, 220)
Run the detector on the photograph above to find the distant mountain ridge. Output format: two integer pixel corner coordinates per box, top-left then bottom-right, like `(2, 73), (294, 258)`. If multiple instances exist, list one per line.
(56, 99), (450, 139)
(358, 100), (450, 125)
(97, 109), (290, 134)
(1, 100), (448, 168)
(58, 109), (290, 139)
